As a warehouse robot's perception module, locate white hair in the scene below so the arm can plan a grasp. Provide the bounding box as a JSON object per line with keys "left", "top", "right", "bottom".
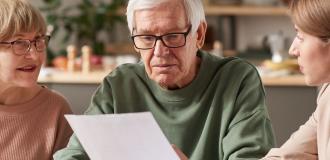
{"left": 126, "top": 0, "right": 206, "bottom": 35}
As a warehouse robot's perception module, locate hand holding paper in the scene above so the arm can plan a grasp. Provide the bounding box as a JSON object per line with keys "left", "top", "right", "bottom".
{"left": 65, "top": 112, "right": 180, "bottom": 160}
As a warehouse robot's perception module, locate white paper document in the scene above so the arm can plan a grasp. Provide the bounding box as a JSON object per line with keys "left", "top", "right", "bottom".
{"left": 65, "top": 112, "right": 180, "bottom": 160}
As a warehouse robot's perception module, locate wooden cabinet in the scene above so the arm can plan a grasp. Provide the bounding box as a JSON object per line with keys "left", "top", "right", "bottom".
{"left": 204, "top": 5, "right": 288, "bottom": 16}
{"left": 203, "top": 0, "right": 288, "bottom": 16}
{"left": 41, "top": 83, "right": 99, "bottom": 114}
{"left": 265, "top": 86, "right": 318, "bottom": 146}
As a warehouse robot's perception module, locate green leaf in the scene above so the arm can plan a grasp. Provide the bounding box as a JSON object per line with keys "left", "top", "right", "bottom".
{"left": 39, "top": 0, "right": 125, "bottom": 57}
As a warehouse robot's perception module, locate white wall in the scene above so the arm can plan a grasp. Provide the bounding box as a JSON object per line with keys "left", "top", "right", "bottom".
{"left": 237, "top": 16, "right": 295, "bottom": 52}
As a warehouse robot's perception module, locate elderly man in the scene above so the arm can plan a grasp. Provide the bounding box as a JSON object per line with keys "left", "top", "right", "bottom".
{"left": 54, "top": 0, "right": 275, "bottom": 159}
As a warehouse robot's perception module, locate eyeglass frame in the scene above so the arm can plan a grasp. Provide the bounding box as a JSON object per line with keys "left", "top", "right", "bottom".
{"left": 0, "top": 35, "right": 51, "bottom": 55}
{"left": 131, "top": 25, "right": 192, "bottom": 50}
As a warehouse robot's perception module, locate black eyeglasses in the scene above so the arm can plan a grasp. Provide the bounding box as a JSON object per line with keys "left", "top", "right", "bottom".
{"left": 0, "top": 35, "right": 50, "bottom": 55}
{"left": 131, "top": 25, "right": 192, "bottom": 50}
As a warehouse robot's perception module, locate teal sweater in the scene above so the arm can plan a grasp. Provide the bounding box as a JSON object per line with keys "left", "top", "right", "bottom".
{"left": 54, "top": 51, "right": 275, "bottom": 160}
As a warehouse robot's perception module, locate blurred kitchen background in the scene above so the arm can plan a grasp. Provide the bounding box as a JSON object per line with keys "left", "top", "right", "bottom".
{"left": 30, "top": 0, "right": 317, "bottom": 147}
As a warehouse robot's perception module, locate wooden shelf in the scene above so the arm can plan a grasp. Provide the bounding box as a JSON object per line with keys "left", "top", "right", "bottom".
{"left": 117, "top": 5, "right": 288, "bottom": 16}
{"left": 205, "top": 5, "right": 288, "bottom": 16}
{"left": 38, "top": 70, "right": 110, "bottom": 84}
{"left": 262, "top": 75, "right": 306, "bottom": 86}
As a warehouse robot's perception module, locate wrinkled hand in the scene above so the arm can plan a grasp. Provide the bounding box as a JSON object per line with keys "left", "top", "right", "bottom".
{"left": 172, "top": 145, "right": 189, "bottom": 160}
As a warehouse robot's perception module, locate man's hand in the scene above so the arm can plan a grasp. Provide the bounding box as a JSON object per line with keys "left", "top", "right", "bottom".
{"left": 172, "top": 145, "right": 189, "bottom": 160}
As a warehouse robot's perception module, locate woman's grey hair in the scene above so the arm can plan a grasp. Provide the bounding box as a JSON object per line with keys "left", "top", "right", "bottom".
{"left": 126, "top": 0, "right": 206, "bottom": 35}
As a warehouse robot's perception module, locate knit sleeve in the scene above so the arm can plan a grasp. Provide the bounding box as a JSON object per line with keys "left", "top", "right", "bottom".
{"left": 85, "top": 77, "right": 115, "bottom": 115}
{"left": 221, "top": 62, "right": 275, "bottom": 160}
{"left": 52, "top": 99, "right": 74, "bottom": 154}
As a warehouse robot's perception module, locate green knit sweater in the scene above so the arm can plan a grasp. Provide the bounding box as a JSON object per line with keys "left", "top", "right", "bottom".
{"left": 54, "top": 50, "right": 275, "bottom": 160}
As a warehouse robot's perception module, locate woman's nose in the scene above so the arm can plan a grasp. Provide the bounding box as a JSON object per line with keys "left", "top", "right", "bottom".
{"left": 289, "top": 38, "right": 299, "bottom": 57}
{"left": 24, "top": 45, "right": 39, "bottom": 59}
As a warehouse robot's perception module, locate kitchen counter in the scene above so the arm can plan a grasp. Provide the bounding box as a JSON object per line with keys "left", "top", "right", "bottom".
{"left": 38, "top": 69, "right": 110, "bottom": 84}
{"left": 38, "top": 68, "right": 307, "bottom": 86}
{"left": 261, "top": 75, "right": 306, "bottom": 86}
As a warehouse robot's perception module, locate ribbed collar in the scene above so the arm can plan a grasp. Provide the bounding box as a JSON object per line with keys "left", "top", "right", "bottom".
{"left": 0, "top": 87, "right": 48, "bottom": 116}
{"left": 146, "top": 50, "right": 210, "bottom": 103}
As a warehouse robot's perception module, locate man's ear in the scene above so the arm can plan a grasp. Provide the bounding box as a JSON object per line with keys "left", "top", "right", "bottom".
{"left": 196, "top": 21, "right": 207, "bottom": 49}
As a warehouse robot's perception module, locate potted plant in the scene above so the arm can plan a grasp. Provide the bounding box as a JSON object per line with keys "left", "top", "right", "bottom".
{"left": 40, "top": 0, "right": 126, "bottom": 65}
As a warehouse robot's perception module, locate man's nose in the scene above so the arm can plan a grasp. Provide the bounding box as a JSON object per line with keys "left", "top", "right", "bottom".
{"left": 153, "top": 39, "right": 169, "bottom": 56}
{"left": 289, "top": 38, "right": 299, "bottom": 57}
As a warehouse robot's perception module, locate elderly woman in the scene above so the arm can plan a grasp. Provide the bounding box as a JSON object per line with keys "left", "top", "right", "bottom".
{"left": 0, "top": 0, "right": 72, "bottom": 159}
{"left": 262, "top": 0, "right": 330, "bottom": 159}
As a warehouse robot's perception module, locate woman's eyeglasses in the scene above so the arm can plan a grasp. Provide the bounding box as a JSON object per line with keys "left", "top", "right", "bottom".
{"left": 0, "top": 35, "right": 50, "bottom": 55}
